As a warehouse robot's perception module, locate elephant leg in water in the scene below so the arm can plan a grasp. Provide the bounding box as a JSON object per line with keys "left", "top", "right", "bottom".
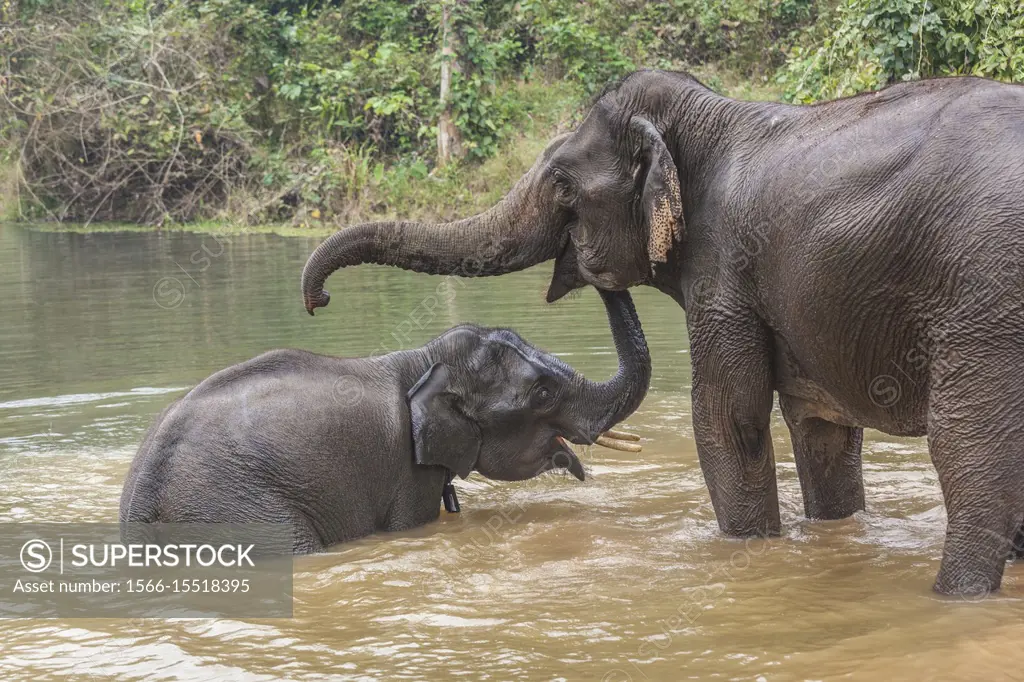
{"left": 779, "top": 395, "right": 865, "bottom": 520}
{"left": 929, "top": 343, "right": 1024, "bottom": 595}
{"left": 1012, "top": 520, "right": 1024, "bottom": 560}
{"left": 688, "top": 310, "right": 780, "bottom": 536}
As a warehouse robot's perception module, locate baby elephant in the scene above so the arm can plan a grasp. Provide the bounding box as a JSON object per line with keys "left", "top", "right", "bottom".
{"left": 120, "top": 290, "right": 650, "bottom": 552}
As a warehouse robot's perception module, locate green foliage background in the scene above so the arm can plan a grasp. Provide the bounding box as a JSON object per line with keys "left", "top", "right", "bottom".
{"left": 0, "top": 0, "right": 1020, "bottom": 224}
{"left": 777, "top": 0, "right": 1024, "bottom": 102}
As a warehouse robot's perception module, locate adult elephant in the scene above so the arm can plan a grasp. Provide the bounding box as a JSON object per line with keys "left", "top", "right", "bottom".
{"left": 301, "top": 70, "right": 1024, "bottom": 595}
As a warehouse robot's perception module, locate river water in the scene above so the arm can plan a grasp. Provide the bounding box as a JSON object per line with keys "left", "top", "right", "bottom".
{"left": 0, "top": 224, "right": 1020, "bottom": 681}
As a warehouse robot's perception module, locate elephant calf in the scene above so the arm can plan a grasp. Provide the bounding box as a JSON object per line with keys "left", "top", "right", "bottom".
{"left": 119, "top": 290, "right": 650, "bottom": 552}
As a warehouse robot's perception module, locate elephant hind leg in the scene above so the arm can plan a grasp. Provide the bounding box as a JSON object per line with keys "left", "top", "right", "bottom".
{"left": 927, "top": 348, "right": 1024, "bottom": 596}
{"left": 931, "top": 482, "right": 1018, "bottom": 596}
{"left": 780, "top": 395, "right": 865, "bottom": 521}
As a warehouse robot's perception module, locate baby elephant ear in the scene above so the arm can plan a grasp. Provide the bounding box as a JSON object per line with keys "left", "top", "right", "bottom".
{"left": 407, "top": 363, "right": 481, "bottom": 480}
{"left": 630, "top": 116, "right": 683, "bottom": 271}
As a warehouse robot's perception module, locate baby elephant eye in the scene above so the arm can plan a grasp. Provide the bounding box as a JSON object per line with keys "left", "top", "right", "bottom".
{"left": 533, "top": 384, "right": 554, "bottom": 406}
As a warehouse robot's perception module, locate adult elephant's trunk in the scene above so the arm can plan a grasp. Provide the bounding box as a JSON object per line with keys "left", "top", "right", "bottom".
{"left": 573, "top": 290, "right": 652, "bottom": 440}
{"left": 301, "top": 137, "right": 572, "bottom": 314}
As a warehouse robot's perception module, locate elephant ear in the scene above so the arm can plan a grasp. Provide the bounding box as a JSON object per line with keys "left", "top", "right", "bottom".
{"left": 630, "top": 116, "right": 684, "bottom": 271}
{"left": 407, "top": 363, "right": 481, "bottom": 480}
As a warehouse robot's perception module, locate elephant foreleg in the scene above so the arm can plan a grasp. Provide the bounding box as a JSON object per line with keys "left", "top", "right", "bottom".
{"left": 780, "top": 395, "right": 865, "bottom": 520}
{"left": 689, "top": 312, "right": 780, "bottom": 538}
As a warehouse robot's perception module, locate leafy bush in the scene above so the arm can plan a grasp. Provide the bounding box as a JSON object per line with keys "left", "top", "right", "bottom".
{"left": 515, "top": 0, "right": 636, "bottom": 91}
{"left": 778, "top": 0, "right": 1024, "bottom": 102}
{"left": 2, "top": 5, "right": 258, "bottom": 222}
{"left": 629, "top": 0, "right": 817, "bottom": 72}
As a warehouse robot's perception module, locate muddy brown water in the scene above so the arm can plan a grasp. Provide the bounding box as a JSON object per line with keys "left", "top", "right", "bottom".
{"left": 0, "top": 225, "right": 1021, "bottom": 681}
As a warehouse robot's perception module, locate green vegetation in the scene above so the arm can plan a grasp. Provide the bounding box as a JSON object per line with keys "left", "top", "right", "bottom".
{"left": 0, "top": 0, "right": 1019, "bottom": 228}
{"left": 777, "top": 0, "right": 1024, "bottom": 102}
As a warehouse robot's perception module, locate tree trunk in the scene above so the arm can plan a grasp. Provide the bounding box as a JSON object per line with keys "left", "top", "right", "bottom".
{"left": 437, "top": 1, "right": 462, "bottom": 167}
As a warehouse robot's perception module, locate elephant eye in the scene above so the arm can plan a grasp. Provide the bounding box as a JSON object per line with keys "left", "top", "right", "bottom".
{"left": 532, "top": 383, "right": 554, "bottom": 407}
{"left": 551, "top": 171, "right": 576, "bottom": 205}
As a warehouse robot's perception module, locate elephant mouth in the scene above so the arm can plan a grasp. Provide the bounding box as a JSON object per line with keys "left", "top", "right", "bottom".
{"left": 549, "top": 429, "right": 643, "bottom": 482}
{"left": 545, "top": 233, "right": 652, "bottom": 304}
{"left": 546, "top": 238, "right": 585, "bottom": 303}
{"left": 550, "top": 436, "right": 586, "bottom": 481}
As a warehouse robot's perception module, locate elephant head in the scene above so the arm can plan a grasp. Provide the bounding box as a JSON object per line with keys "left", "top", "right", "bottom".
{"left": 301, "top": 72, "right": 685, "bottom": 312}
{"left": 409, "top": 289, "right": 651, "bottom": 481}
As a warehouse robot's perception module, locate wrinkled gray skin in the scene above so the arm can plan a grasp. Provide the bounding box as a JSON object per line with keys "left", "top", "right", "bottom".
{"left": 121, "top": 290, "right": 649, "bottom": 552}
{"left": 300, "top": 70, "right": 1024, "bottom": 594}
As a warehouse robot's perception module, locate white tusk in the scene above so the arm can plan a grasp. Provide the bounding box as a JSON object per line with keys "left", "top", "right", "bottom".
{"left": 603, "top": 429, "right": 640, "bottom": 442}
{"left": 594, "top": 436, "right": 643, "bottom": 453}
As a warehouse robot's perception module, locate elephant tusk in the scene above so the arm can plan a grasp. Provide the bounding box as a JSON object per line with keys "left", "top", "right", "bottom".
{"left": 594, "top": 435, "right": 643, "bottom": 453}
{"left": 603, "top": 428, "right": 640, "bottom": 442}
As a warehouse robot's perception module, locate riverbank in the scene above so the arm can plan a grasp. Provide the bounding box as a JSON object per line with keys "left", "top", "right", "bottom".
{"left": 14, "top": 221, "right": 338, "bottom": 238}
{"left": 2, "top": 68, "right": 780, "bottom": 236}
{"left": 0, "top": 163, "right": 17, "bottom": 223}
{"left": 4, "top": 0, "right": 1018, "bottom": 230}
